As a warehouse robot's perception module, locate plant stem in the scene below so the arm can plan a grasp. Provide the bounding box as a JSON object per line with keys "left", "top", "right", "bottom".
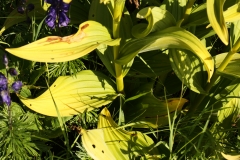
{"left": 113, "top": 0, "right": 125, "bottom": 93}
{"left": 177, "top": 0, "right": 196, "bottom": 27}
{"left": 188, "top": 37, "right": 240, "bottom": 115}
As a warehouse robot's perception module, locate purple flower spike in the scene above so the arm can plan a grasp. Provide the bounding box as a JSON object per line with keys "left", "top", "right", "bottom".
{"left": 45, "top": 0, "right": 71, "bottom": 28}
{"left": 8, "top": 68, "right": 18, "bottom": 76}
{"left": 12, "top": 81, "right": 23, "bottom": 92}
{"left": 1, "top": 90, "right": 11, "bottom": 106}
{"left": 3, "top": 54, "right": 8, "bottom": 68}
{"left": 59, "top": 12, "right": 70, "bottom": 27}
{"left": 0, "top": 73, "right": 8, "bottom": 91}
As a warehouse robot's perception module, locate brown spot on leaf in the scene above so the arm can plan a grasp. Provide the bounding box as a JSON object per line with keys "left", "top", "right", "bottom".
{"left": 81, "top": 24, "right": 89, "bottom": 31}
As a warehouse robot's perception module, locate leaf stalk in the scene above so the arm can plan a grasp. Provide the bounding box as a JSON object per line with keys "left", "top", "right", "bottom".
{"left": 113, "top": 0, "right": 125, "bottom": 93}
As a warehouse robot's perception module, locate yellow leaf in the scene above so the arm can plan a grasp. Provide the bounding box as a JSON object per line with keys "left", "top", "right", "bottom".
{"left": 97, "top": 107, "right": 160, "bottom": 159}
{"left": 6, "top": 21, "right": 120, "bottom": 62}
{"left": 81, "top": 129, "right": 116, "bottom": 160}
{"left": 19, "top": 70, "right": 117, "bottom": 116}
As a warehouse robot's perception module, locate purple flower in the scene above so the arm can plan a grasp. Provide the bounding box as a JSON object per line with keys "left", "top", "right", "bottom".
{"left": 1, "top": 90, "right": 11, "bottom": 106}
{"left": 3, "top": 53, "right": 8, "bottom": 68}
{"left": 0, "top": 73, "right": 8, "bottom": 91}
{"left": 17, "top": 6, "right": 25, "bottom": 14}
{"left": 12, "top": 81, "right": 23, "bottom": 92}
{"left": 8, "top": 68, "right": 18, "bottom": 76}
{"left": 45, "top": 0, "right": 71, "bottom": 28}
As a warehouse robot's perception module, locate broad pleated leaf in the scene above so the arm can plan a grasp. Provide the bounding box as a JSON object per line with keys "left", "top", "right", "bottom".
{"left": 132, "top": 6, "right": 176, "bottom": 38}
{"left": 116, "top": 27, "right": 214, "bottom": 82}
{"left": 169, "top": 49, "right": 207, "bottom": 94}
{"left": 19, "top": 70, "right": 117, "bottom": 116}
{"left": 6, "top": 21, "right": 120, "bottom": 62}
{"left": 210, "top": 78, "right": 240, "bottom": 142}
{"left": 0, "top": 0, "right": 47, "bottom": 35}
{"left": 207, "top": 0, "right": 228, "bottom": 45}
{"left": 81, "top": 129, "right": 116, "bottom": 160}
{"left": 98, "top": 107, "right": 160, "bottom": 159}
{"left": 124, "top": 82, "right": 187, "bottom": 128}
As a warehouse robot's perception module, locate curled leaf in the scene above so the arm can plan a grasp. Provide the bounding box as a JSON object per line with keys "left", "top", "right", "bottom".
{"left": 132, "top": 6, "right": 176, "bottom": 38}
{"left": 207, "top": 0, "right": 228, "bottom": 45}
{"left": 116, "top": 27, "right": 214, "bottom": 82}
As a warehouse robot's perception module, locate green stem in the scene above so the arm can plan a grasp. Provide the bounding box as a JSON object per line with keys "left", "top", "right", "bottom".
{"left": 177, "top": 0, "right": 196, "bottom": 27}
{"left": 113, "top": 0, "right": 125, "bottom": 93}
{"left": 188, "top": 37, "right": 240, "bottom": 115}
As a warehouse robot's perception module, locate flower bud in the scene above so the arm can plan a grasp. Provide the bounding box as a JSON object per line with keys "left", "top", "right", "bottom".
{"left": 17, "top": 6, "right": 25, "bottom": 14}
{"left": 12, "top": 81, "right": 23, "bottom": 92}
{"left": 3, "top": 53, "right": 8, "bottom": 68}
{"left": 27, "top": 3, "right": 35, "bottom": 12}
{"left": 1, "top": 90, "right": 11, "bottom": 106}
{"left": 8, "top": 68, "right": 18, "bottom": 76}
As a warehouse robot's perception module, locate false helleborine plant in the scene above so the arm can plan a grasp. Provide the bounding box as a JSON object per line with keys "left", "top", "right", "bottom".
{"left": 1, "top": 0, "right": 240, "bottom": 159}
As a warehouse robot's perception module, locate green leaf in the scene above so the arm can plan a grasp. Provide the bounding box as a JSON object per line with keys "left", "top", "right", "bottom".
{"left": 160, "top": 0, "right": 187, "bottom": 21}
{"left": 207, "top": 0, "right": 228, "bottom": 45}
{"left": 116, "top": 27, "right": 214, "bottom": 82}
{"left": 132, "top": 6, "right": 176, "bottom": 38}
{"left": 19, "top": 70, "right": 118, "bottom": 116}
{"left": 214, "top": 53, "right": 240, "bottom": 79}
{"left": 183, "top": 3, "right": 208, "bottom": 27}
{"left": 6, "top": 21, "right": 120, "bottom": 62}
{"left": 69, "top": 0, "right": 90, "bottom": 24}
{"left": 124, "top": 92, "right": 188, "bottom": 128}
{"left": 127, "top": 51, "right": 172, "bottom": 77}
{"left": 169, "top": 49, "right": 207, "bottom": 94}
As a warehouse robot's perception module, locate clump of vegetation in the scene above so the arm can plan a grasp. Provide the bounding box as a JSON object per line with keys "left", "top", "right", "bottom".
{"left": 0, "top": 0, "right": 240, "bottom": 159}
